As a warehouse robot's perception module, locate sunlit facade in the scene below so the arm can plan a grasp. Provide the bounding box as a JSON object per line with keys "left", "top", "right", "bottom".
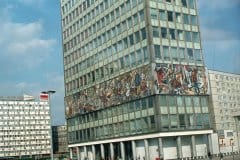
{"left": 61, "top": 0, "right": 213, "bottom": 159}
{"left": 0, "top": 95, "right": 51, "bottom": 159}
{"left": 208, "top": 70, "right": 240, "bottom": 154}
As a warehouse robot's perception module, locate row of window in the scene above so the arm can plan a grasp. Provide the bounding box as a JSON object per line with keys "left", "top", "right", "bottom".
{"left": 65, "top": 43, "right": 148, "bottom": 78}
{"left": 64, "top": 26, "right": 146, "bottom": 67}
{"left": 153, "top": 27, "right": 200, "bottom": 43}
{"left": 150, "top": 8, "right": 198, "bottom": 25}
{"left": 154, "top": 45, "right": 202, "bottom": 64}
{"left": 68, "top": 95, "right": 209, "bottom": 128}
{"left": 214, "top": 74, "right": 240, "bottom": 82}
{"left": 63, "top": 9, "right": 145, "bottom": 54}
{"left": 65, "top": 47, "right": 148, "bottom": 92}
{"left": 68, "top": 96, "right": 154, "bottom": 126}
{"left": 152, "top": 0, "right": 196, "bottom": 9}
{"left": 69, "top": 112, "right": 210, "bottom": 143}
{"left": 69, "top": 115, "right": 155, "bottom": 143}
{"left": 62, "top": 0, "right": 142, "bottom": 40}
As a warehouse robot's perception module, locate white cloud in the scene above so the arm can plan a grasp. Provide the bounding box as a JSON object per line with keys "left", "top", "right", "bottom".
{"left": 0, "top": 20, "right": 56, "bottom": 71}
{"left": 8, "top": 38, "right": 56, "bottom": 55}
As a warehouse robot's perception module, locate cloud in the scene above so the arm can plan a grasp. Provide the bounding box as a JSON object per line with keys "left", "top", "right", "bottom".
{"left": 0, "top": 20, "right": 56, "bottom": 72}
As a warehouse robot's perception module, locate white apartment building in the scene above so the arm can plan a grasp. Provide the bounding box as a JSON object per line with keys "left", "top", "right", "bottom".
{"left": 0, "top": 95, "right": 51, "bottom": 159}
{"left": 208, "top": 70, "right": 240, "bottom": 154}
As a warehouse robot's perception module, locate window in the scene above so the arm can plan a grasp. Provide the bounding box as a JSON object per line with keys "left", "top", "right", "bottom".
{"left": 188, "top": 0, "right": 195, "bottom": 9}
{"left": 159, "top": 10, "right": 166, "bottom": 20}
{"left": 193, "top": 32, "right": 200, "bottom": 42}
{"left": 139, "top": 10, "right": 144, "bottom": 21}
{"left": 154, "top": 45, "right": 161, "bottom": 59}
{"left": 183, "top": 14, "right": 189, "bottom": 24}
{"left": 133, "top": 13, "right": 139, "bottom": 25}
{"left": 170, "top": 115, "right": 178, "bottom": 128}
{"left": 195, "top": 49, "right": 202, "bottom": 62}
{"left": 143, "top": 47, "right": 148, "bottom": 62}
{"left": 127, "top": 17, "right": 133, "bottom": 28}
{"left": 129, "top": 34, "right": 134, "bottom": 45}
{"left": 130, "top": 52, "right": 136, "bottom": 66}
{"left": 181, "top": 0, "right": 187, "bottom": 7}
{"left": 125, "top": 55, "right": 130, "bottom": 67}
{"left": 163, "top": 46, "right": 170, "bottom": 61}
{"left": 137, "top": 49, "right": 143, "bottom": 64}
{"left": 175, "top": 13, "right": 182, "bottom": 23}
{"left": 141, "top": 28, "right": 147, "bottom": 40}
{"left": 161, "top": 115, "right": 169, "bottom": 130}
{"left": 115, "top": 8, "right": 120, "bottom": 18}
{"left": 135, "top": 31, "right": 141, "bottom": 43}
{"left": 191, "top": 15, "right": 197, "bottom": 25}
{"left": 169, "top": 29, "right": 175, "bottom": 39}
{"left": 171, "top": 47, "right": 178, "bottom": 61}
{"left": 185, "top": 31, "right": 192, "bottom": 42}
{"left": 120, "top": 57, "right": 124, "bottom": 69}
{"left": 187, "top": 48, "right": 194, "bottom": 61}
{"left": 153, "top": 26, "right": 159, "bottom": 37}
{"left": 150, "top": 8, "right": 158, "bottom": 19}
{"left": 167, "top": 11, "right": 173, "bottom": 21}
{"left": 161, "top": 27, "right": 167, "bottom": 38}
{"left": 178, "top": 30, "right": 184, "bottom": 40}
{"left": 122, "top": 21, "right": 127, "bottom": 31}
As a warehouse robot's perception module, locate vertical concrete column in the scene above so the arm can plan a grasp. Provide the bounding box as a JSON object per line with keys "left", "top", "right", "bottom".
{"left": 177, "top": 136, "right": 183, "bottom": 159}
{"left": 92, "top": 145, "right": 96, "bottom": 160}
{"left": 158, "top": 138, "right": 164, "bottom": 159}
{"left": 110, "top": 143, "right": 114, "bottom": 159}
{"left": 69, "top": 147, "right": 73, "bottom": 159}
{"left": 76, "top": 147, "right": 80, "bottom": 160}
{"left": 144, "top": 139, "right": 150, "bottom": 160}
{"left": 131, "top": 140, "right": 136, "bottom": 160}
{"left": 83, "top": 146, "right": 87, "bottom": 159}
{"left": 208, "top": 134, "right": 213, "bottom": 154}
{"left": 191, "top": 135, "right": 197, "bottom": 157}
{"left": 100, "top": 144, "right": 105, "bottom": 159}
{"left": 120, "top": 142, "right": 125, "bottom": 160}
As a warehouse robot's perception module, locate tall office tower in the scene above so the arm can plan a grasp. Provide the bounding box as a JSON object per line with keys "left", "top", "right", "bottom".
{"left": 0, "top": 95, "right": 51, "bottom": 159}
{"left": 208, "top": 70, "right": 240, "bottom": 153}
{"left": 61, "top": 0, "right": 212, "bottom": 159}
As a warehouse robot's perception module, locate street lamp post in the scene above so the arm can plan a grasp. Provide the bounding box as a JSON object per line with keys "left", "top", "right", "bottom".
{"left": 230, "top": 138, "right": 234, "bottom": 160}
{"left": 42, "top": 90, "right": 56, "bottom": 160}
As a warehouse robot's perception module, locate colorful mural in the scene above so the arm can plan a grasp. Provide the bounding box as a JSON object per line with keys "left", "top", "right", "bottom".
{"left": 154, "top": 64, "right": 208, "bottom": 95}
{"left": 65, "top": 63, "right": 209, "bottom": 117}
{"left": 65, "top": 65, "right": 154, "bottom": 118}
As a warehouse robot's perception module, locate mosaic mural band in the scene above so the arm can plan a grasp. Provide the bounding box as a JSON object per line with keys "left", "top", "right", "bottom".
{"left": 66, "top": 64, "right": 208, "bottom": 117}
{"left": 154, "top": 64, "right": 208, "bottom": 95}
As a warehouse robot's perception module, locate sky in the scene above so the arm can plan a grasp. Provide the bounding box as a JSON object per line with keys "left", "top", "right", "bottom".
{"left": 0, "top": 0, "right": 239, "bottom": 125}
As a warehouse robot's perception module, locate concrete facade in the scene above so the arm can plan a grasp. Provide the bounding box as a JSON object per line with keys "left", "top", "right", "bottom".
{"left": 208, "top": 70, "right": 240, "bottom": 154}
{"left": 0, "top": 95, "right": 51, "bottom": 158}
{"left": 60, "top": 0, "right": 213, "bottom": 159}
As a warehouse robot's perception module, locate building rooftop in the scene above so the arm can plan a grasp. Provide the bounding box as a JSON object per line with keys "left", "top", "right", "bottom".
{"left": 0, "top": 94, "right": 35, "bottom": 101}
